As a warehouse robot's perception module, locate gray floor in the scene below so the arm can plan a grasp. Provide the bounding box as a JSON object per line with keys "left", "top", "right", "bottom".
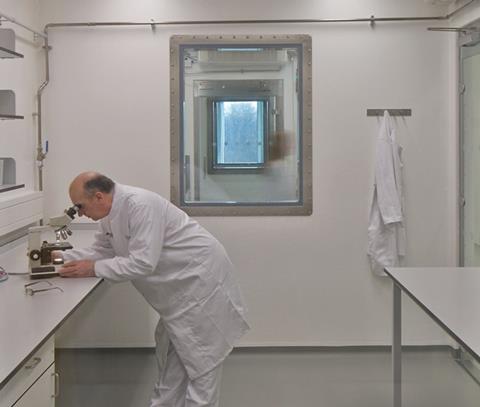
{"left": 55, "top": 347, "right": 480, "bottom": 407}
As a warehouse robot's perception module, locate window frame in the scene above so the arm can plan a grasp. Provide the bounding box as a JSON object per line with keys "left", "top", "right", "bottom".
{"left": 170, "top": 35, "right": 312, "bottom": 216}
{"left": 208, "top": 97, "right": 269, "bottom": 174}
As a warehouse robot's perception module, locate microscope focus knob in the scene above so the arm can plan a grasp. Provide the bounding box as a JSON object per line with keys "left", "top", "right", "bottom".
{"left": 29, "top": 250, "right": 41, "bottom": 261}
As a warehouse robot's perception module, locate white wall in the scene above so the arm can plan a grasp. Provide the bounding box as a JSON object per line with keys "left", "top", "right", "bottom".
{"left": 0, "top": 0, "right": 42, "bottom": 192}
{"left": 35, "top": 0, "right": 463, "bottom": 347}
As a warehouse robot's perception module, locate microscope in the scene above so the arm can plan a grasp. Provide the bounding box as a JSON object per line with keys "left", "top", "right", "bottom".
{"left": 27, "top": 205, "right": 79, "bottom": 279}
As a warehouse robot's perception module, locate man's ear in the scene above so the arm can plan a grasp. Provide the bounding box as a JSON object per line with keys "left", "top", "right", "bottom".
{"left": 95, "top": 191, "right": 103, "bottom": 201}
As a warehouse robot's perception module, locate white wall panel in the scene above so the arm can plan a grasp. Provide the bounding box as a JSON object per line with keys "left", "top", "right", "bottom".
{"left": 38, "top": 0, "right": 459, "bottom": 347}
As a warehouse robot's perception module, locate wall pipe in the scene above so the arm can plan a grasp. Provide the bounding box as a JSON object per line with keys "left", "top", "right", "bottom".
{"left": 36, "top": 34, "right": 50, "bottom": 192}
{"left": 43, "top": 0, "right": 478, "bottom": 30}
{"left": 45, "top": 17, "right": 445, "bottom": 29}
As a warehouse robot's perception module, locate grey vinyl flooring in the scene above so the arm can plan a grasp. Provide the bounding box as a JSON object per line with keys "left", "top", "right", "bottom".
{"left": 55, "top": 347, "right": 480, "bottom": 407}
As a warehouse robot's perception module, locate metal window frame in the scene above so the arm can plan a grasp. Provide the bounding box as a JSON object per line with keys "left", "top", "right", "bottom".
{"left": 210, "top": 98, "right": 268, "bottom": 173}
{"left": 170, "top": 34, "right": 312, "bottom": 216}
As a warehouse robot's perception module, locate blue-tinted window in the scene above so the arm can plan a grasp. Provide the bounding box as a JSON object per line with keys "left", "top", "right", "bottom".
{"left": 213, "top": 100, "right": 266, "bottom": 169}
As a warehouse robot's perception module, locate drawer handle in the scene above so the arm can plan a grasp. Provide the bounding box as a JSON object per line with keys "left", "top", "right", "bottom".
{"left": 52, "top": 372, "right": 60, "bottom": 398}
{"left": 24, "top": 357, "right": 41, "bottom": 370}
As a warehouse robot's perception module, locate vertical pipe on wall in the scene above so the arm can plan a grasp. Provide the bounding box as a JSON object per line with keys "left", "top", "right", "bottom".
{"left": 36, "top": 33, "right": 50, "bottom": 193}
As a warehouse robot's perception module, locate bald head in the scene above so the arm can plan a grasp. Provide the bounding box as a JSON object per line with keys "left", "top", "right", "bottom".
{"left": 70, "top": 171, "right": 97, "bottom": 197}
{"left": 69, "top": 172, "right": 115, "bottom": 221}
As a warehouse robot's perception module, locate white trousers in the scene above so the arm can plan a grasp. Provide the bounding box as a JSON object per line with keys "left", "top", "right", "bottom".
{"left": 150, "top": 320, "right": 223, "bottom": 407}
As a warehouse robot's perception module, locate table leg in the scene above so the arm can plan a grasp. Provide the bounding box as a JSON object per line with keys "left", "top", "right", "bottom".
{"left": 393, "top": 282, "right": 402, "bottom": 407}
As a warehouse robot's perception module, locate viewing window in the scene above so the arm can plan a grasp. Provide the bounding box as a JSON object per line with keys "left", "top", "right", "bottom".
{"left": 170, "top": 35, "right": 312, "bottom": 216}
{"left": 211, "top": 100, "right": 267, "bottom": 172}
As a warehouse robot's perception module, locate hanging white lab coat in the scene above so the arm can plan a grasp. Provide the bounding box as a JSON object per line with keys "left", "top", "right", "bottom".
{"left": 367, "top": 111, "right": 406, "bottom": 276}
{"left": 63, "top": 184, "right": 250, "bottom": 379}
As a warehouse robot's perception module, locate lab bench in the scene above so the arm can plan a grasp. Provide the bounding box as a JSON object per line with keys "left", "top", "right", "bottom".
{"left": 385, "top": 266, "right": 480, "bottom": 407}
{"left": 0, "top": 238, "right": 102, "bottom": 407}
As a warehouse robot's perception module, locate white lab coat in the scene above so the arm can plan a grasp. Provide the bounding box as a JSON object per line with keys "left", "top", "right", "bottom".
{"left": 64, "top": 184, "right": 250, "bottom": 379}
{"left": 367, "top": 111, "right": 406, "bottom": 276}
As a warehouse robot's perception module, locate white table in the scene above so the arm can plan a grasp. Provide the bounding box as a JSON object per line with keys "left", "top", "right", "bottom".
{"left": 0, "top": 236, "right": 102, "bottom": 391}
{"left": 385, "top": 267, "right": 480, "bottom": 407}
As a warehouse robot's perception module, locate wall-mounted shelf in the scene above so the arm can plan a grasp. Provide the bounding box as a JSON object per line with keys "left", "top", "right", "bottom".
{"left": 0, "top": 184, "right": 24, "bottom": 193}
{"left": 0, "top": 90, "right": 23, "bottom": 120}
{"left": 0, "top": 113, "right": 24, "bottom": 119}
{"left": 0, "top": 28, "right": 23, "bottom": 59}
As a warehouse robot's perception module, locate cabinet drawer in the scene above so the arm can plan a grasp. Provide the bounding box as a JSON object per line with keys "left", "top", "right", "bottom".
{"left": 13, "top": 364, "right": 56, "bottom": 407}
{"left": 0, "top": 336, "right": 54, "bottom": 407}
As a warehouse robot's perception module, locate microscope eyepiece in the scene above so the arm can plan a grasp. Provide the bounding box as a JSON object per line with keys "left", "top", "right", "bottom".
{"left": 65, "top": 205, "right": 78, "bottom": 219}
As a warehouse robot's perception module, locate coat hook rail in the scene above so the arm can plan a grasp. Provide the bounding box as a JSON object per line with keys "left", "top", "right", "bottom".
{"left": 367, "top": 109, "right": 412, "bottom": 117}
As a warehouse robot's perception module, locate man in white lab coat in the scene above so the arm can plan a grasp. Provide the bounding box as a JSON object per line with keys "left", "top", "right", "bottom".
{"left": 59, "top": 171, "right": 250, "bottom": 407}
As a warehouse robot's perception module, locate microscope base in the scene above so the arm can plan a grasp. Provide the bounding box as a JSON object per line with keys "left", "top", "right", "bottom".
{"left": 30, "top": 266, "right": 59, "bottom": 279}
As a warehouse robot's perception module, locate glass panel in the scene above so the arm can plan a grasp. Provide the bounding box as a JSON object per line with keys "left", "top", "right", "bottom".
{"left": 461, "top": 41, "right": 480, "bottom": 265}
{"left": 214, "top": 100, "right": 265, "bottom": 167}
{"left": 170, "top": 35, "right": 312, "bottom": 216}
{"left": 185, "top": 50, "right": 299, "bottom": 205}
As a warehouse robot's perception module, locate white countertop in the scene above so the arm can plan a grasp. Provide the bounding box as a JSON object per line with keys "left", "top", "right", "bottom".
{"left": 385, "top": 267, "right": 480, "bottom": 361}
{"left": 0, "top": 229, "right": 102, "bottom": 389}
